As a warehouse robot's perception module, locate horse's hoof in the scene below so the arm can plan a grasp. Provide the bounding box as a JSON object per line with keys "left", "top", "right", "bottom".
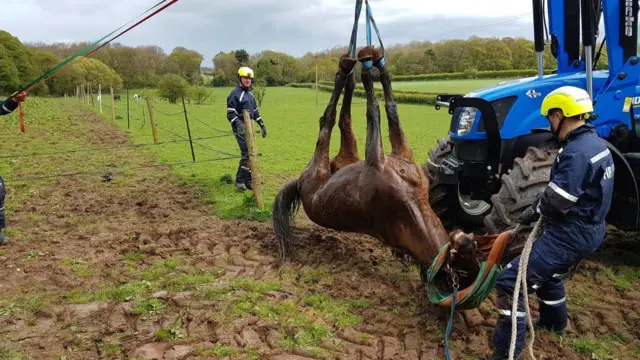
{"left": 357, "top": 45, "right": 375, "bottom": 62}
{"left": 373, "top": 48, "right": 386, "bottom": 70}
{"left": 339, "top": 54, "right": 357, "bottom": 74}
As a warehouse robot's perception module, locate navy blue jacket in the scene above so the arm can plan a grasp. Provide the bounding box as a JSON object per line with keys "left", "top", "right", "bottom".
{"left": 226, "top": 86, "right": 263, "bottom": 126}
{"left": 0, "top": 96, "right": 18, "bottom": 116}
{"left": 534, "top": 123, "right": 614, "bottom": 224}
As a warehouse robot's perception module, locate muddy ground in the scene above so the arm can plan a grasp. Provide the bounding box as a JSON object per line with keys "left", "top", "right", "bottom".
{"left": 1, "top": 104, "right": 640, "bottom": 360}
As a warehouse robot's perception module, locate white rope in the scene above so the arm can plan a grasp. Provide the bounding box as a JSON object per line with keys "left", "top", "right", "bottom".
{"left": 508, "top": 215, "right": 545, "bottom": 360}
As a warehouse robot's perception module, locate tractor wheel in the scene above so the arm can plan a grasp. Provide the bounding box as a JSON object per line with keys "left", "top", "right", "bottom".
{"left": 426, "top": 137, "right": 492, "bottom": 232}
{"left": 483, "top": 142, "right": 559, "bottom": 264}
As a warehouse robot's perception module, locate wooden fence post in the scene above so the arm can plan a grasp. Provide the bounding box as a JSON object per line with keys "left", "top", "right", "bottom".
{"left": 242, "top": 109, "right": 263, "bottom": 209}
{"left": 127, "top": 88, "right": 130, "bottom": 129}
{"left": 98, "top": 84, "right": 103, "bottom": 114}
{"left": 146, "top": 97, "right": 159, "bottom": 143}
{"left": 110, "top": 86, "right": 116, "bottom": 121}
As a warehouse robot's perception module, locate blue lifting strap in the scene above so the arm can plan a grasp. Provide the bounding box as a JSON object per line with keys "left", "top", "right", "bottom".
{"left": 365, "top": 0, "right": 385, "bottom": 52}
{"left": 348, "top": 0, "right": 386, "bottom": 70}
{"left": 348, "top": 0, "right": 364, "bottom": 58}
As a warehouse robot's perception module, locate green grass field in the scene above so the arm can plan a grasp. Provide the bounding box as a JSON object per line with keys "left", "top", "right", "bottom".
{"left": 94, "top": 87, "right": 451, "bottom": 220}
{"left": 375, "top": 78, "right": 512, "bottom": 94}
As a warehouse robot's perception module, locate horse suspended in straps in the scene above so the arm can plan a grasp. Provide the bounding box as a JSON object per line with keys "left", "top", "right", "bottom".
{"left": 272, "top": 44, "right": 493, "bottom": 282}
{"left": 271, "top": 0, "right": 487, "bottom": 293}
{"left": 271, "top": 0, "right": 522, "bottom": 311}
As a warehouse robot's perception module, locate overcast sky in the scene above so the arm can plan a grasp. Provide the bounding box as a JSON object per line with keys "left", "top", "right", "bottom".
{"left": 2, "top": 0, "right": 535, "bottom": 65}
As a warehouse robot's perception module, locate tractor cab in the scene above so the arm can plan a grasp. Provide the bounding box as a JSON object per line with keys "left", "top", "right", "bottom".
{"left": 427, "top": 0, "right": 640, "bottom": 234}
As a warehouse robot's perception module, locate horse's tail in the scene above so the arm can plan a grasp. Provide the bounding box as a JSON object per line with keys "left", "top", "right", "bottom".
{"left": 272, "top": 179, "right": 302, "bottom": 263}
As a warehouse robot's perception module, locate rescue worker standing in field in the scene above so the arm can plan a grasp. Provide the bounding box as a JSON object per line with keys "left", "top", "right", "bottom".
{"left": 226, "top": 67, "right": 267, "bottom": 191}
{"left": 479, "top": 86, "right": 615, "bottom": 360}
{"left": 0, "top": 91, "right": 28, "bottom": 246}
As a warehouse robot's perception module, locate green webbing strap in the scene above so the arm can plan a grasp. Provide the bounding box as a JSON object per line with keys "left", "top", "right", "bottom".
{"left": 20, "top": 0, "right": 169, "bottom": 93}
{"left": 424, "top": 243, "right": 504, "bottom": 310}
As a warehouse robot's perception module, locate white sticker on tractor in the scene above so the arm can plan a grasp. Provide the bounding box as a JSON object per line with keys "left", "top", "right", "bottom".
{"left": 526, "top": 89, "right": 541, "bottom": 99}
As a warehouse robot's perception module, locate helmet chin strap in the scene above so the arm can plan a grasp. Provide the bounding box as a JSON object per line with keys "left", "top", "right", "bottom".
{"left": 551, "top": 115, "right": 567, "bottom": 139}
{"left": 238, "top": 77, "right": 252, "bottom": 89}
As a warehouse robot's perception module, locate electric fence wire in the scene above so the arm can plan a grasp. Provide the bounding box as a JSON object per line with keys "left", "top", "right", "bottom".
{"left": 429, "top": 12, "right": 530, "bottom": 41}
{"left": 160, "top": 126, "right": 239, "bottom": 158}
{"left": 185, "top": 112, "right": 232, "bottom": 135}
{"left": 0, "top": 135, "right": 228, "bottom": 160}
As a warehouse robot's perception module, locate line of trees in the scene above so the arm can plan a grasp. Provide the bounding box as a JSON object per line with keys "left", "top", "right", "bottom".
{"left": 212, "top": 36, "right": 609, "bottom": 86}
{"left": 1, "top": 28, "right": 609, "bottom": 98}
{"left": 0, "top": 29, "right": 207, "bottom": 101}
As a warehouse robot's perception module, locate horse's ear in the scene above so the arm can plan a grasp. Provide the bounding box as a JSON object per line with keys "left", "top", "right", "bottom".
{"left": 449, "top": 229, "right": 464, "bottom": 244}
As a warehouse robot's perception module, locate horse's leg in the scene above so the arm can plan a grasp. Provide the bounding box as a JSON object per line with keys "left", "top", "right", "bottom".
{"left": 358, "top": 47, "right": 384, "bottom": 169}
{"left": 331, "top": 70, "right": 359, "bottom": 173}
{"left": 305, "top": 55, "right": 357, "bottom": 178}
{"left": 375, "top": 48, "right": 414, "bottom": 162}
{"left": 273, "top": 54, "right": 357, "bottom": 263}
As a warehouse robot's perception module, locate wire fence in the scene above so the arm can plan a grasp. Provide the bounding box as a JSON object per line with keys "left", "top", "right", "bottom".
{"left": 2, "top": 90, "right": 247, "bottom": 184}
{"left": 0, "top": 136, "right": 228, "bottom": 160}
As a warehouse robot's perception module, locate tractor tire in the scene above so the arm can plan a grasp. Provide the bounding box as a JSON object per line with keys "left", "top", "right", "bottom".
{"left": 483, "top": 142, "right": 559, "bottom": 264}
{"left": 426, "top": 137, "right": 492, "bottom": 232}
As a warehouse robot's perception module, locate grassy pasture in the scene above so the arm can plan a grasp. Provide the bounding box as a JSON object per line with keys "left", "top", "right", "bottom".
{"left": 98, "top": 86, "right": 451, "bottom": 220}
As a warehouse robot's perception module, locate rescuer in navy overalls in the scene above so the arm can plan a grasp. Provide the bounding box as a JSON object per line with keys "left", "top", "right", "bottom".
{"left": 479, "top": 86, "right": 615, "bottom": 360}
{"left": 226, "top": 67, "right": 267, "bottom": 191}
{"left": 0, "top": 91, "right": 28, "bottom": 246}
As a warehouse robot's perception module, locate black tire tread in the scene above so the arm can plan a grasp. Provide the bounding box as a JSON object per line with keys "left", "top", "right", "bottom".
{"left": 484, "top": 142, "right": 559, "bottom": 261}
{"left": 426, "top": 138, "right": 456, "bottom": 227}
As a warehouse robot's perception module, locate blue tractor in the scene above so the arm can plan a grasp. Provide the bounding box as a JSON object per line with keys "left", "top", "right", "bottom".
{"left": 427, "top": 0, "right": 640, "bottom": 246}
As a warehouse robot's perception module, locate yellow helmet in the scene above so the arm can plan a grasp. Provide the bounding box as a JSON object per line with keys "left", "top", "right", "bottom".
{"left": 540, "top": 86, "right": 593, "bottom": 119}
{"left": 238, "top": 67, "right": 254, "bottom": 79}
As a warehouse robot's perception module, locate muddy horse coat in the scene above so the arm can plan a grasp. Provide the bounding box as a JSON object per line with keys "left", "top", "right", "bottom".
{"left": 272, "top": 47, "right": 475, "bottom": 283}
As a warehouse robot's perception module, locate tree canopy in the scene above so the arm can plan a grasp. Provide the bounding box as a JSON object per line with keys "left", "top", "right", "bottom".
{"left": 0, "top": 28, "right": 611, "bottom": 96}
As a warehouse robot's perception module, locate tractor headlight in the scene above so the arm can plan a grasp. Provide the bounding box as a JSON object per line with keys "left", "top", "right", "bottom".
{"left": 457, "top": 107, "right": 477, "bottom": 136}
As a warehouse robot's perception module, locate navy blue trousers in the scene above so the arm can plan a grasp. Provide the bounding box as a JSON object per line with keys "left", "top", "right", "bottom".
{"left": 232, "top": 122, "right": 251, "bottom": 185}
{"left": 492, "top": 219, "right": 606, "bottom": 357}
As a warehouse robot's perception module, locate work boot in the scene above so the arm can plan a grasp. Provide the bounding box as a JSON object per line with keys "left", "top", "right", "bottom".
{"left": 0, "top": 230, "right": 8, "bottom": 246}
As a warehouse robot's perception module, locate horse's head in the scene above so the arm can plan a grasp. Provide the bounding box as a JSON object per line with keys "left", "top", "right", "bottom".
{"left": 448, "top": 230, "right": 481, "bottom": 287}
{"left": 449, "top": 230, "right": 475, "bottom": 261}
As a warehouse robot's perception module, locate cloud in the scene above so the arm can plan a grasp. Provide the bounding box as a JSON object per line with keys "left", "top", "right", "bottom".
{"left": 2, "top": 0, "right": 536, "bottom": 65}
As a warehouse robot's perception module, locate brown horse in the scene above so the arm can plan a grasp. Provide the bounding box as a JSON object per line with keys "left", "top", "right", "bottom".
{"left": 272, "top": 46, "right": 479, "bottom": 286}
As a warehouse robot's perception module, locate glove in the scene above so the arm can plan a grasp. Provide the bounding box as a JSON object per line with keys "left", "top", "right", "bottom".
{"left": 11, "top": 91, "right": 27, "bottom": 103}
{"left": 258, "top": 121, "right": 267, "bottom": 138}
{"left": 234, "top": 119, "right": 246, "bottom": 134}
{"left": 518, "top": 205, "right": 540, "bottom": 225}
